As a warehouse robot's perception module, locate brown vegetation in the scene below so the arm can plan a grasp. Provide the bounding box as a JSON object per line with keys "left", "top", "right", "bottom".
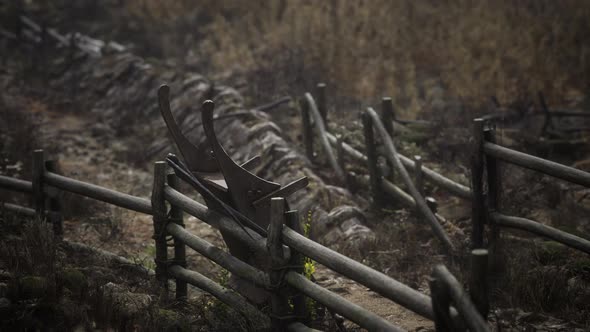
{"left": 120, "top": 0, "right": 590, "bottom": 116}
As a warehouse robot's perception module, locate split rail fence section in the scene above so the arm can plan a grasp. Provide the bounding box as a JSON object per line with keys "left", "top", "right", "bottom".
{"left": 298, "top": 83, "right": 590, "bottom": 325}
{"left": 470, "top": 119, "right": 590, "bottom": 256}
{"left": 0, "top": 149, "right": 491, "bottom": 331}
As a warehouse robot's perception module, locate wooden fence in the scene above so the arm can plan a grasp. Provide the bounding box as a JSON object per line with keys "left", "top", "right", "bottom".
{"left": 470, "top": 119, "right": 590, "bottom": 256}
{"left": 298, "top": 83, "right": 590, "bottom": 327}
{"left": 0, "top": 149, "right": 492, "bottom": 331}
{"left": 299, "top": 83, "right": 590, "bottom": 253}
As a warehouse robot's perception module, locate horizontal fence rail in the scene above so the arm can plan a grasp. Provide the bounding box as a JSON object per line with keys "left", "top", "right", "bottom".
{"left": 284, "top": 271, "right": 403, "bottom": 331}
{"left": 491, "top": 213, "right": 590, "bottom": 255}
{"left": 325, "top": 132, "right": 472, "bottom": 199}
{"left": 163, "top": 184, "right": 456, "bottom": 323}
{"left": 167, "top": 265, "right": 269, "bottom": 324}
{"left": 0, "top": 141, "right": 489, "bottom": 330}
{"left": 165, "top": 188, "right": 406, "bottom": 330}
{"left": 483, "top": 142, "right": 590, "bottom": 187}
{"left": 163, "top": 187, "right": 291, "bottom": 263}
{"left": 44, "top": 171, "right": 153, "bottom": 214}
{"left": 1, "top": 202, "right": 36, "bottom": 217}
{"left": 0, "top": 175, "right": 33, "bottom": 193}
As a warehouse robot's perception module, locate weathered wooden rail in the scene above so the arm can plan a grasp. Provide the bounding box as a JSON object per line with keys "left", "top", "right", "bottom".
{"left": 471, "top": 119, "right": 590, "bottom": 256}
{"left": 0, "top": 148, "right": 492, "bottom": 331}
{"left": 299, "top": 84, "right": 471, "bottom": 204}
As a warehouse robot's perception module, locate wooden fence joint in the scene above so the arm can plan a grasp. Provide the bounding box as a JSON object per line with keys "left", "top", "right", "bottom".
{"left": 381, "top": 97, "right": 395, "bottom": 182}
{"left": 167, "top": 173, "right": 187, "bottom": 300}
{"left": 471, "top": 118, "right": 486, "bottom": 249}
{"left": 362, "top": 112, "right": 384, "bottom": 208}
{"left": 151, "top": 161, "right": 169, "bottom": 301}
{"left": 285, "top": 210, "right": 310, "bottom": 324}
{"left": 267, "top": 197, "right": 292, "bottom": 329}
{"left": 45, "top": 159, "right": 63, "bottom": 239}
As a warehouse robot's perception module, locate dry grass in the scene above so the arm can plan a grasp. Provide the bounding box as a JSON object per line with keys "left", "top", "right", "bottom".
{"left": 122, "top": 0, "right": 589, "bottom": 117}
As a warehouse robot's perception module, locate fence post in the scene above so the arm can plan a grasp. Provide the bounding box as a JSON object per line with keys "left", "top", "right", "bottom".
{"left": 151, "top": 161, "right": 169, "bottom": 302}
{"left": 45, "top": 160, "right": 63, "bottom": 239}
{"left": 168, "top": 173, "right": 187, "bottom": 301}
{"left": 429, "top": 277, "right": 453, "bottom": 331}
{"left": 300, "top": 98, "right": 315, "bottom": 163}
{"left": 414, "top": 155, "right": 424, "bottom": 196}
{"left": 483, "top": 122, "right": 503, "bottom": 273}
{"left": 381, "top": 97, "right": 395, "bottom": 182}
{"left": 267, "top": 197, "right": 291, "bottom": 330}
{"left": 316, "top": 83, "right": 327, "bottom": 126}
{"left": 469, "top": 249, "right": 489, "bottom": 320}
{"left": 285, "top": 210, "right": 310, "bottom": 324}
{"left": 336, "top": 134, "right": 350, "bottom": 189}
{"left": 32, "top": 149, "right": 46, "bottom": 221}
{"left": 362, "top": 112, "right": 384, "bottom": 208}
{"left": 471, "top": 118, "right": 486, "bottom": 249}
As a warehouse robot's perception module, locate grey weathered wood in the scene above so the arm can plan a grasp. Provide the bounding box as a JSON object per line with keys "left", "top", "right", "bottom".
{"left": 382, "top": 178, "right": 414, "bottom": 207}
{"left": 44, "top": 172, "right": 152, "bottom": 214}
{"left": 483, "top": 124, "right": 502, "bottom": 271}
{"left": 300, "top": 98, "right": 315, "bottom": 162}
{"left": 325, "top": 132, "right": 471, "bottom": 199}
{"left": 32, "top": 150, "right": 45, "bottom": 221}
{"left": 163, "top": 186, "right": 291, "bottom": 262}
{"left": 362, "top": 112, "right": 384, "bottom": 208}
{"left": 304, "top": 93, "right": 345, "bottom": 181}
{"left": 469, "top": 249, "right": 489, "bottom": 319}
{"left": 168, "top": 265, "right": 270, "bottom": 328}
{"left": 484, "top": 126, "right": 500, "bottom": 211}
{"left": 285, "top": 271, "right": 405, "bottom": 332}
{"left": 335, "top": 134, "right": 349, "bottom": 188}
{"left": 151, "top": 162, "right": 169, "bottom": 299}
{"left": 429, "top": 277, "right": 453, "bottom": 332}
{"left": 433, "top": 265, "right": 490, "bottom": 332}
{"left": 166, "top": 223, "right": 270, "bottom": 288}
{"left": 399, "top": 154, "right": 470, "bottom": 199}
{"left": 0, "top": 175, "right": 33, "bottom": 193}
{"left": 381, "top": 97, "right": 395, "bottom": 140}
{"left": 285, "top": 210, "right": 309, "bottom": 324}
{"left": 483, "top": 142, "right": 590, "bottom": 187}
{"left": 1, "top": 202, "right": 36, "bottom": 217}
{"left": 382, "top": 97, "right": 396, "bottom": 182}
{"left": 167, "top": 174, "right": 187, "bottom": 300}
{"left": 471, "top": 118, "right": 486, "bottom": 249}
{"left": 491, "top": 212, "right": 590, "bottom": 255}
{"left": 268, "top": 197, "right": 290, "bottom": 330}
{"left": 164, "top": 185, "right": 463, "bottom": 325}
{"left": 45, "top": 160, "right": 63, "bottom": 238}
{"left": 414, "top": 155, "right": 424, "bottom": 197}
{"left": 366, "top": 107, "right": 454, "bottom": 251}
{"left": 316, "top": 83, "right": 327, "bottom": 125}
{"left": 282, "top": 226, "right": 435, "bottom": 320}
